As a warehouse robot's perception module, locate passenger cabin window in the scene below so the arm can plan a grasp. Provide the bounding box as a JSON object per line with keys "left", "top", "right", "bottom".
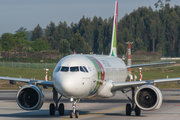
{"left": 55, "top": 66, "right": 61, "bottom": 72}
{"left": 80, "top": 66, "right": 85, "bottom": 72}
{"left": 70, "top": 66, "right": 79, "bottom": 72}
{"left": 60, "top": 66, "right": 69, "bottom": 72}
{"left": 83, "top": 66, "right": 89, "bottom": 72}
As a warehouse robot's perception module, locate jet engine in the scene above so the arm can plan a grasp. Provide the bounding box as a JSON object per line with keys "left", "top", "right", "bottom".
{"left": 135, "top": 85, "right": 162, "bottom": 111}
{"left": 16, "top": 84, "right": 44, "bottom": 110}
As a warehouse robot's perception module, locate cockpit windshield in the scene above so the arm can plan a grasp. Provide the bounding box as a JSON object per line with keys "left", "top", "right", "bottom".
{"left": 83, "top": 66, "right": 89, "bottom": 72}
{"left": 60, "top": 66, "right": 69, "bottom": 72}
{"left": 80, "top": 66, "right": 85, "bottom": 72}
{"left": 70, "top": 66, "right": 79, "bottom": 72}
{"left": 58, "top": 66, "right": 89, "bottom": 72}
{"left": 55, "top": 66, "right": 61, "bottom": 72}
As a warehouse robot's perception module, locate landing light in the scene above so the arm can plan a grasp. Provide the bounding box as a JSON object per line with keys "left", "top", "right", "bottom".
{"left": 70, "top": 98, "right": 74, "bottom": 102}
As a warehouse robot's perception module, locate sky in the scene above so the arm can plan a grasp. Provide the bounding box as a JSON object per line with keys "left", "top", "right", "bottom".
{"left": 0, "top": 0, "right": 180, "bottom": 35}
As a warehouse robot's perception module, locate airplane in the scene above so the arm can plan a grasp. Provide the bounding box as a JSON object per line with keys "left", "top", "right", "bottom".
{"left": 0, "top": 1, "right": 179, "bottom": 119}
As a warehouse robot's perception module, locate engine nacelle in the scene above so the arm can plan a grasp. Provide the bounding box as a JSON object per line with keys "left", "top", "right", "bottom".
{"left": 135, "top": 85, "right": 162, "bottom": 111}
{"left": 16, "top": 84, "right": 44, "bottom": 110}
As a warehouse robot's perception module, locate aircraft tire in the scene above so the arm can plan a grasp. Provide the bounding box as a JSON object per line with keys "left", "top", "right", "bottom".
{"left": 126, "top": 103, "right": 131, "bottom": 116}
{"left": 135, "top": 105, "right": 141, "bottom": 116}
{"left": 75, "top": 110, "right": 79, "bottom": 118}
{"left": 58, "top": 103, "right": 64, "bottom": 115}
{"left": 50, "top": 103, "right": 55, "bottom": 115}
{"left": 70, "top": 110, "right": 73, "bottom": 118}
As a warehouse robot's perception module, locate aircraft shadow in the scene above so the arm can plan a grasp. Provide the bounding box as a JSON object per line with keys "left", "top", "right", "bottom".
{"left": 0, "top": 110, "right": 69, "bottom": 118}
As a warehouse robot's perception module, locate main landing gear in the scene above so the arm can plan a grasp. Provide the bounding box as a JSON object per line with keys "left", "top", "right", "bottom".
{"left": 122, "top": 87, "right": 141, "bottom": 116}
{"left": 70, "top": 98, "right": 80, "bottom": 118}
{"left": 49, "top": 88, "right": 64, "bottom": 115}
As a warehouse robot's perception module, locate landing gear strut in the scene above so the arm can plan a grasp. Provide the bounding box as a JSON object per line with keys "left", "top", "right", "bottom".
{"left": 122, "top": 87, "right": 141, "bottom": 116}
{"left": 49, "top": 88, "right": 64, "bottom": 115}
{"left": 70, "top": 98, "right": 80, "bottom": 118}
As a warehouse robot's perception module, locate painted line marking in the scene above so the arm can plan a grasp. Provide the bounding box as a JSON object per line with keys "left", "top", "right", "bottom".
{"left": 61, "top": 107, "right": 125, "bottom": 120}
{"left": 61, "top": 94, "right": 180, "bottom": 120}
{"left": 166, "top": 95, "right": 180, "bottom": 100}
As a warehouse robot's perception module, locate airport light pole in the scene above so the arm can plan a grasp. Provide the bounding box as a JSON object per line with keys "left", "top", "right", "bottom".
{"left": 126, "top": 42, "right": 133, "bottom": 79}
{"left": 44, "top": 68, "right": 49, "bottom": 81}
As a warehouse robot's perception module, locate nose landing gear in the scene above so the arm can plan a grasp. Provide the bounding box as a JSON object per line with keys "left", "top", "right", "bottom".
{"left": 70, "top": 98, "right": 80, "bottom": 118}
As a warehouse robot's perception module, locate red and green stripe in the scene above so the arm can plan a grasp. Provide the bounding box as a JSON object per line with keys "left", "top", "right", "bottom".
{"left": 86, "top": 56, "right": 105, "bottom": 95}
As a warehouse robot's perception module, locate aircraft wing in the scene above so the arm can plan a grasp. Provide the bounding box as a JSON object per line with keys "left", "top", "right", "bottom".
{"left": 126, "top": 61, "right": 175, "bottom": 68}
{"left": 111, "top": 77, "right": 180, "bottom": 92}
{"left": 0, "top": 76, "right": 54, "bottom": 87}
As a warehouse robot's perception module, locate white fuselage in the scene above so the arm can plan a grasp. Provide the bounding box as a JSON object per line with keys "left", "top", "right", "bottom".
{"left": 53, "top": 54, "right": 127, "bottom": 99}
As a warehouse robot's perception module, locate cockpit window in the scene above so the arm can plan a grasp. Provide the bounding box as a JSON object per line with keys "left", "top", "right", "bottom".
{"left": 80, "top": 66, "right": 85, "bottom": 72}
{"left": 70, "top": 66, "right": 79, "bottom": 72}
{"left": 83, "top": 66, "right": 89, "bottom": 72}
{"left": 55, "top": 66, "right": 61, "bottom": 72}
{"left": 60, "top": 66, "right": 69, "bottom": 72}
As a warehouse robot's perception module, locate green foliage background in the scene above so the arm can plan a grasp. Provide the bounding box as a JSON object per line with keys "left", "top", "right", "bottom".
{"left": 0, "top": 1, "right": 180, "bottom": 57}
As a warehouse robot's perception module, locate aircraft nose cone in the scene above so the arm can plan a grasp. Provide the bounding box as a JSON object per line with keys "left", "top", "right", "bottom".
{"left": 60, "top": 79, "right": 74, "bottom": 94}
{"left": 58, "top": 75, "right": 82, "bottom": 97}
{"left": 54, "top": 72, "right": 91, "bottom": 98}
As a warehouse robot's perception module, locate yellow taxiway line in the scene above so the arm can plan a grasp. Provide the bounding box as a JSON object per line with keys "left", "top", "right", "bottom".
{"left": 61, "top": 94, "right": 180, "bottom": 120}
{"left": 166, "top": 95, "right": 180, "bottom": 100}
{"left": 61, "top": 107, "right": 125, "bottom": 120}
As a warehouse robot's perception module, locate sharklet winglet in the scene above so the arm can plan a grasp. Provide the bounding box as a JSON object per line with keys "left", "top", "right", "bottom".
{"left": 109, "top": 1, "right": 118, "bottom": 57}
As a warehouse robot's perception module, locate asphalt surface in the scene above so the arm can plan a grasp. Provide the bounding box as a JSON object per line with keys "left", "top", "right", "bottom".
{"left": 0, "top": 89, "right": 180, "bottom": 120}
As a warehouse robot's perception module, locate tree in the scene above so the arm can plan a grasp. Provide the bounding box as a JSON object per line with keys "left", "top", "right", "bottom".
{"left": 117, "top": 43, "right": 125, "bottom": 55}
{"left": 15, "top": 27, "right": 27, "bottom": 33}
{"left": 45, "top": 21, "right": 56, "bottom": 37}
{"left": 149, "top": 19, "right": 158, "bottom": 52}
{"left": 83, "top": 23, "right": 94, "bottom": 52}
{"left": 59, "top": 39, "right": 70, "bottom": 54}
{"left": 31, "top": 24, "right": 43, "bottom": 41}
{"left": 70, "top": 33, "right": 85, "bottom": 53}
{"left": 0, "top": 33, "right": 16, "bottom": 51}
{"left": 44, "top": 22, "right": 57, "bottom": 50}
{"left": 133, "top": 37, "right": 145, "bottom": 52}
{"left": 46, "top": 36, "right": 58, "bottom": 50}
{"left": 84, "top": 43, "right": 90, "bottom": 54}
{"left": 92, "top": 16, "right": 99, "bottom": 53}
{"left": 135, "top": 18, "right": 145, "bottom": 39}
{"left": 53, "top": 21, "right": 69, "bottom": 50}
{"left": 13, "top": 31, "right": 30, "bottom": 51}
{"left": 31, "top": 39, "right": 50, "bottom": 52}
{"left": 154, "top": 0, "right": 171, "bottom": 8}
{"left": 165, "top": 10, "right": 179, "bottom": 55}
{"left": 14, "top": 31, "right": 28, "bottom": 41}
{"left": 97, "top": 26, "right": 104, "bottom": 54}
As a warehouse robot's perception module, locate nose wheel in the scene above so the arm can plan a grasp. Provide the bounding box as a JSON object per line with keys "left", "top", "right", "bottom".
{"left": 70, "top": 99, "right": 80, "bottom": 118}
{"left": 70, "top": 110, "right": 79, "bottom": 118}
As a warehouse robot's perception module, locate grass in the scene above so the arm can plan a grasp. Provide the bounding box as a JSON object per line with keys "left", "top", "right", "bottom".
{"left": 131, "top": 66, "right": 180, "bottom": 89}
{"left": 0, "top": 65, "right": 180, "bottom": 90}
{"left": 0, "top": 67, "right": 54, "bottom": 90}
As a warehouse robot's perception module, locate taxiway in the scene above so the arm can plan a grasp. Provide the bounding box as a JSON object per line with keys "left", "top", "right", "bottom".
{"left": 0, "top": 89, "right": 180, "bottom": 120}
